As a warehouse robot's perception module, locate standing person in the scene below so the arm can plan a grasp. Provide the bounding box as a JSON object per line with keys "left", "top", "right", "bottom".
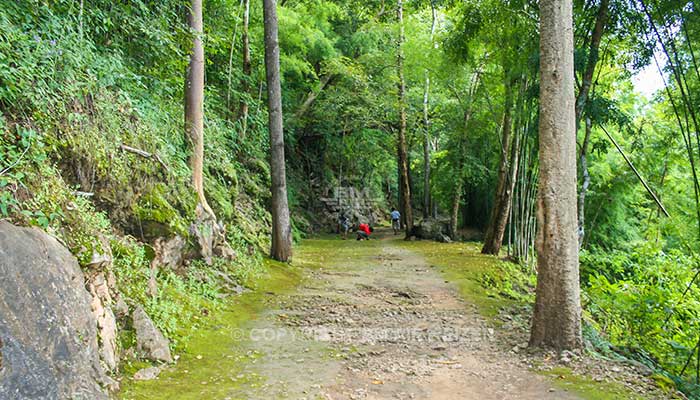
{"left": 338, "top": 212, "right": 350, "bottom": 240}
{"left": 390, "top": 208, "right": 401, "bottom": 235}
{"left": 356, "top": 222, "right": 373, "bottom": 241}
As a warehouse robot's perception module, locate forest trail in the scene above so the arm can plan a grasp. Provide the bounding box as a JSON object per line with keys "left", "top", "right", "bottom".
{"left": 122, "top": 230, "right": 581, "bottom": 399}
{"left": 273, "top": 230, "right": 579, "bottom": 400}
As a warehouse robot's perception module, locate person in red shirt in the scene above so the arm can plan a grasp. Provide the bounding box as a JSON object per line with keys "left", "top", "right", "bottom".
{"left": 356, "top": 223, "right": 373, "bottom": 241}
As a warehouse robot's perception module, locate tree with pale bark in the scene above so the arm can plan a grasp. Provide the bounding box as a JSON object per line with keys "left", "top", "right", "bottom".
{"left": 263, "top": 0, "right": 293, "bottom": 262}
{"left": 185, "top": 0, "right": 216, "bottom": 220}
{"left": 529, "top": 0, "right": 583, "bottom": 350}
{"left": 396, "top": 0, "right": 413, "bottom": 237}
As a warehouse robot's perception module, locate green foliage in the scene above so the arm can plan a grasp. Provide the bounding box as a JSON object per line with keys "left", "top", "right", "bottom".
{"left": 0, "top": 0, "right": 282, "bottom": 370}
{"left": 2, "top": 0, "right": 700, "bottom": 396}
{"left": 479, "top": 260, "right": 536, "bottom": 303}
{"left": 583, "top": 243, "right": 700, "bottom": 389}
{"left": 112, "top": 235, "right": 265, "bottom": 350}
{"left": 0, "top": 125, "right": 46, "bottom": 217}
{"left": 111, "top": 237, "right": 200, "bottom": 349}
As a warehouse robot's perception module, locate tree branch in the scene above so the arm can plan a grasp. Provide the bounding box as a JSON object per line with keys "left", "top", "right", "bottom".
{"left": 119, "top": 144, "right": 169, "bottom": 173}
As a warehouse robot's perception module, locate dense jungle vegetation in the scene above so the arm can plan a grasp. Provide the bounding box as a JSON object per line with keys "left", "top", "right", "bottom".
{"left": 1, "top": 0, "right": 700, "bottom": 397}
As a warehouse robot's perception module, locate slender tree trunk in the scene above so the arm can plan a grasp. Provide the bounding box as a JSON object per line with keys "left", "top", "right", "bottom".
{"left": 263, "top": 0, "right": 292, "bottom": 261}
{"left": 226, "top": 0, "right": 244, "bottom": 121}
{"left": 422, "top": 1, "right": 437, "bottom": 220}
{"left": 422, "top": 71, "right": 431, "bottom": 220}
{"left": 397, "top": 0, "right": 413, "bottom": 237}
{"left": 450, "top": 177, "right": 463, "bottom": 239}
{"left": 78, "top": 0, "right": 84, "bottom": 38}
{"left": 449, "top": 102, "right": 476, "bottom": 239}
{"left": 398, "top": 168, "right": 405, "bottom": 227}
{"left": 530, "top": 0, "right": 582, "bottom": 351}
{"left": 574, "top": 0, "right": 608, "bottom": 128}
{"left": 186, "top": 0, "right": 216, "bottom": 219}
{"left": 295, "top": 74, "right": 334, "bottom": 119}
{"left": 574, "top": 0, "right": 608, "bottom": 245}
{"left": 482, "top": 77, "right": 515, "bottom": 255}
{"left": 577, "top": 116, "right": 592, "bottom": 247}
{"left": 502, "top": 110, "right": 522, "bottom": 242}
{"left": 239, "top": 0, "right": 251, "bottom": 138}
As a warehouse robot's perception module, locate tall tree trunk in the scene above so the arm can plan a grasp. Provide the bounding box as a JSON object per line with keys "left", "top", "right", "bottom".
{"left": 397, "top": 0, "right": 413, "bottom": 237}
{"left": 185, "top": 0, "right": 215, "bottom": 219}
{"left": 263, "top": 0, "right": 292, "bottom": 261}
{"left": 495, "top": 113, "right": 522, "bottom": 254}
{"left": 398, "top": 168, "right": 405, "bottom": 227}
{"left": 577, "top": 116, "right": 592, "bottom": 248}
{"left": 450, "top": 102, "right": 476, "bottom": 239}
{"left": 482, "top": 77, "right": 515, "bottom": 255}
{"left": 422, "top": 1, "right": 437, "bottom": 219}
{"left": 239, "top": 0, "right": 251, "bottom": 138}
{"left": 529, "top": 0, "right": 582, "bottom": 351}
{"left": 226, "top": 0, "right": 244, "bottom": 122}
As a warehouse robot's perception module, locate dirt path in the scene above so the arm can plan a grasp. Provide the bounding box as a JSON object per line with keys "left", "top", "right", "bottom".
{"left": 229, "top": 231, "right": 581, "bottom": 399}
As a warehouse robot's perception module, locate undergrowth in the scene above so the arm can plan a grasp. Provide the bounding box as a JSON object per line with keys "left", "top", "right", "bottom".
{"left": 0, "top": 0, "right": 274, "bottom": 373}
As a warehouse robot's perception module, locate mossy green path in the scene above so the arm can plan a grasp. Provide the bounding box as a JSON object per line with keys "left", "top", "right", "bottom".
{"left": 118, "top": 260, "right": 304, "bottom": 400}
{"left": 119, "top": 231, "right": 663, "bottom": 399}
{"left": 118, "top": 236, "right": 381, "bottom": 399}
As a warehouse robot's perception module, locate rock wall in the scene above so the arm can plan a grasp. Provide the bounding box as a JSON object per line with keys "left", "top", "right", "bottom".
{"left": 0, "top": 221, "right": 110, "bottom": 400}
{"left": 316, "top": 186, "right": 386, "bottom": 232}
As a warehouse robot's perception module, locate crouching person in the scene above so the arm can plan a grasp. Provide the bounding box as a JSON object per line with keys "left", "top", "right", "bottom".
{"left": 356, "top": 223, "right": 373, "bottom": 241}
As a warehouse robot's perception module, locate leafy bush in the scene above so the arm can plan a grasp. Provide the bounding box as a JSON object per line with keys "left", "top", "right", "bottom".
{"left": 583, "top": 242, "right": 700, "bottom": 387}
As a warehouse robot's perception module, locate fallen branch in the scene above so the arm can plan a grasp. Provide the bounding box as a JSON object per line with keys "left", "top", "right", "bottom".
{"left": 119, "top": 144, "right": 169, "bottom": 173}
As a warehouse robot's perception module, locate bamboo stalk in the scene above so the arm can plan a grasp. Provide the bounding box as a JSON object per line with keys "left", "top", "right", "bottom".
{"left": 599, "top": 125, "right": 669, "bottom": 217}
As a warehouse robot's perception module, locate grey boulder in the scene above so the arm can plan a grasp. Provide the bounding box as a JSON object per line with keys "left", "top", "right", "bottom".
{"left": 412, "top": 218, "right": 452, "bottom": 242}
{"left": 133, "top": 306, "right": 172, "bottom": 363}
{"left": 0, "top": 221, "right": 109, "bottom": 400}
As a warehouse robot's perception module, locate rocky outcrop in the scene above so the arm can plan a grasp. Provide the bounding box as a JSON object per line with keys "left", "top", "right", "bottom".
{"left": 0, "top": 221, "right": 109, "bottom": 400}
{"left": 87, "top": 272, "right": 119, "bottom": 372}
{"left": 133, "top": 306, "right": 172, "bottom": 363}
{"left": 152, "top": 235, "right": 187, "bottom": 271}
{"left": 412, "top": 218, "right": 452, "bottom": 242}
{"left": 190, "top": 204, "right": 236, "bottom": 265}
{"left": 317, "top": 186, "right": 384, "bottom": 232}
{"left": 133, "top": 366, "right": 162, "bottom": 381}
{"left": 148, "top": 235, "right": 187, "bottom": 297}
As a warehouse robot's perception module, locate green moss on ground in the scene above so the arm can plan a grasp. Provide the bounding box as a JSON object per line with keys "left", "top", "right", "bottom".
{"left": 294, "top": 233, "right": 384, "bottom": 271}
{"left": 540, "top": 367, "right": 647, "bottom": 400}
{"left": 118, "top": 260, "right": 302, "bottom": 400}
{"left": 397, "top": 240, "right": 532, "bottom": 318}
{"left": 119, "top": 234, "right": 381, "bottom": 399}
